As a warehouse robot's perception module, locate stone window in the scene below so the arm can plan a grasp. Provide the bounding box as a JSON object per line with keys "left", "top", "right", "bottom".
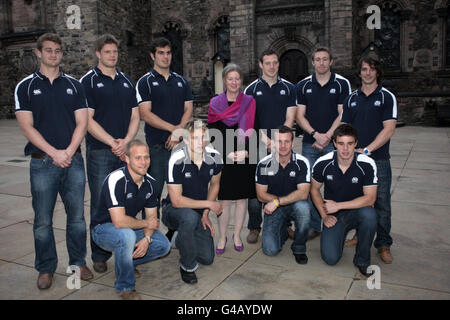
{"left": 212, "top": 16, "right": 230, "bottom": 95}
{"left": 374, "top": 1, "right": 401, "bottom": 69}
{"left": 162, "top": 22, "right": 184, "bottom": 75}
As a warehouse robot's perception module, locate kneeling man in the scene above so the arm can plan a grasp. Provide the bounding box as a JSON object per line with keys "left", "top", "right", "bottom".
{"left": 162, "top": 120, "right": 223, "bottom": 284}
{"left": 255, "top": 125, "right": 311, "bottom": 264}
{"left": 91, "top": 140, "right": 171, "bottom": 300}
{"left": 311, "top": 124, "right": 377, "bottom": 276}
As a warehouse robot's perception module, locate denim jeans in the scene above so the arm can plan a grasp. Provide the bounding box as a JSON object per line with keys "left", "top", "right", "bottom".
{"left": 302, "top": 142, "right": 335, "bottom": 232}
{"left": 262, "top": 201, "right": 311, "bottom": 256}
{"left": 86, "top": 147, "right": 125, "bottom": 262}
{"left": 30, "top": 153, "right": 87, "bottom": 274}
{"left": 92, "top": 223, "right": 170, "bottom": 292}
{"left": 148, "top": 144, "right": 171, "bottom": 211}
{"left": 161, "top": 203, "right": 215, "bottom": 272}
{"left": 247, "top": 197, "right": 263, "bottom": 231}
{"left": 373, "top": 159, "right": 393, "bottom": 249}
{"left": 320, "top": 206, "right": 376, "bottom": 267}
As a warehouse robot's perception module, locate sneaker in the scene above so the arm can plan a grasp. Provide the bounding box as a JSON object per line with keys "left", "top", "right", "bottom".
{"left": 119, "top": 289, "right": 141, "bottom": 300}
{"left": 180, "top": 267, "right": 197, "bottom": 284}
{"left": 294, "top": 253, "right": 308, "bottom": 265}
{"left": 246, "top": 229, "right": 260, "bottom": 244}
{"left": 378, "top": 247, "right": 393, "bottom": 264}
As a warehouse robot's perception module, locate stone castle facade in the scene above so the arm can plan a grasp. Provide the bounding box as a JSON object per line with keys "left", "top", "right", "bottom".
{"left": 1, "top": 0, "right": 449, "bottom": 125}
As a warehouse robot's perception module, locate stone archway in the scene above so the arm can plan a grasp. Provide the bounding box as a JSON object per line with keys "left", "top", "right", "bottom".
{"left": 279, "top": 49, "right": 308, "bottom": 84}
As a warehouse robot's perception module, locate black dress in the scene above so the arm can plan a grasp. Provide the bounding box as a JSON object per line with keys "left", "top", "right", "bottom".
{"left": 208, "top": 106, "right": 257, "bottom": 201}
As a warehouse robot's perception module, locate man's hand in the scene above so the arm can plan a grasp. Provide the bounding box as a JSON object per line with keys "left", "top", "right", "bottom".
{"left": 132, "top": 238, "right": 149, "bottom": 259}
{"left": 146, "top": 216, "right": 160, "bottom": 230}
{"left": 263, "top": 200, "right": 278, "bottom": 215}
{"left": 323, "top": 215, "right": 337, "bottom": 228}
{"left": 208, "top": 201, "right": 222, "bottom": 216}
{"left": 312, "top": 141, "right": 324, "bottom": 151}
{"left": 111, "top": 138, "right": 128, "bottom": 159}
{"left": 356, "top": 148, "right": 364, "bottom": 154}
{"left": 201, "top": 212, "right": 215, "bottom": 237}
{"left": 314, "top": 132, "right": 331, "bottom": 148}
{"left": 51, "top": 150, "right": 72, "bottom": 168}
{"left": 323, "top": 199, "right": 340, "bottom": 214}
{"left": 228, "top": 150, "right": 248, "bottom": 162}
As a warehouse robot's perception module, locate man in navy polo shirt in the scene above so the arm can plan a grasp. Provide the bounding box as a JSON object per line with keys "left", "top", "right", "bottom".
{"left": 255, "top": 125, "right": 311, "bottom": 264}
{"left": 244, "top": 49, "right": 297, "bottom": 244}
{"left": 136, "top": 37, "right": 193, "bottom": 230}
{"left": 15, "top": 33, "right": 93, "bottom": 289}
{"left": 296, "top": 46, "right": 351, "bottom": 240}
{"left": 162, "top": 120, "right": 223, "bottom": 284}
{"left": 92, "top": 140, "right": 170, "bottom": 300}
{"left": 341, "top": 57, "right": 397, "bottom": 264}
{"left": 311, "top": 124, "right": 377, "bottom": 276}
{"left": 80, "top": 34, "right": 140, "bottom": 274}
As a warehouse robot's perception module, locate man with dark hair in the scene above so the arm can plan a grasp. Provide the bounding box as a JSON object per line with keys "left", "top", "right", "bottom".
{"left": 80, "top": 34, "right": 140, "bottom": 274}
{"left": 136, "top": 37, "right": 193, "bottom": 236}
{"left": 341, "top": 56, "right": 397, "bottom": 264}
{"left": 296, "top": 46, "right": 351, "bottom": 241}
{"left": 15, "top": 33, "right": 93, "bottom": 289}
{"left": 91, "top": 140, "right": 170, "bottom": 300}
{"left": 162, "top": 120, "right": 223, "bottom": 284}
{"left": 255, "top": 125, "right": 311, "bottom": 264}
{"left": 244, "top": 49, "right": 297, "bottom": 244}
{"left": 311, "top": 124, "right": 378, "bottom": 276}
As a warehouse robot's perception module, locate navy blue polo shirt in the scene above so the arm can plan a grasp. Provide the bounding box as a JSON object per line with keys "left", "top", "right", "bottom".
{"left": 93, "top": 166, "right": 157, "bottom": 227}
{"left": 341, "top": 85, "right": 397, "bottom": 160}
{"left": 80, "top": 66, "right": 138, "bottom": 150}
{"left": 312, "top": 151, "right": 377, "bottom": 203}
{"left": 244, "top": 76, "right": 296, "bottom": 138}
{"left": 166, "top": 143, "right": 223, "bottom": 212}
{"left": 255, "top": 151, "right": 310, "bottom": 197}
{"left": 136, "top": 69, "right": 193, "bottom": 146}
{"left": 296, "top": 73, "right": 351, "bottom": 143}
{"left": 14, "top": 70, "right": 87, "bottom": 156}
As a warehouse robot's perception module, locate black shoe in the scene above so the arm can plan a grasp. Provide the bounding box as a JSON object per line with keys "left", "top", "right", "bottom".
{"left": 166, "top": 229, "right": 175, "bottom": 242}
{"left": 358, "top": 265, "right": 375, "bottom": 277}
{"left": 180, "top": 267, "right": 197, "bottom": 284}
{"left": 294, "top": 253, "right": 308, "bottom": 265}
{"left": 93, "top": 261, "right": 107, "bottom": 273}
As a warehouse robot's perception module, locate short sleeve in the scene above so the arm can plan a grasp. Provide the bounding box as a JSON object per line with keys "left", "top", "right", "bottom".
{"left": 183, "top": 78, "right": 194, "bottom": 101}
{"left": 340, "top": 95, "right": 354, "bottom": 124}
{"left": 338, "top": 78, "right": 351, "bottom": 104}
{"left": 312, "top": 161, "right": 325, "bottom": 184}
{"left": 136, "top": 76, "right": 151, "bottom": 104}
{"left": 144, "top": 187, "right": 158, "bottom": 209}
{"left": 103, "top": 175, "right": 125, "bottom": 209}
{"left": 287, "top": 84, "right": 297, "bottom": 107}
{"left": 360, "top": 157, "right": 378, "bottom": 186}
{"left": 381, "top": 90, "right": 397, "bottom": 122}
{"left": 296, "top": 157, "right": 310, "bottom": 184}
{"left": 14, "top": 80, "right": 32, "bottom": 112}
{"left": 296, "top": 81, "right": 307, "bottom": 106}
{"left": 80, "top": 76, "right": 96, "bottom": 110}
{"left": 167, "top": 162, "right": 183, "bottom": 185}
{"left": 73, "top": 81, "right": 88, "bottom": 111}
{"left": 255, "top": 162, "right": 268, "bottom": 186}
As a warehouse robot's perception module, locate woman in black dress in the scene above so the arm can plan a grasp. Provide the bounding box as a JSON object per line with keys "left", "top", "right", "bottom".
{"left": 207, "top": 63, "right": 256, "bottom": 254}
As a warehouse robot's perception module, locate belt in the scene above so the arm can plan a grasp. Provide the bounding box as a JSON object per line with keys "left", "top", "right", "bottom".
{"left": 31, "top": 148, "right": 81, "bottom": 159}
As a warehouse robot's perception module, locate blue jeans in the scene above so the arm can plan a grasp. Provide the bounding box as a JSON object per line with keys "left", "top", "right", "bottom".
{"left": 373, "top": 159, "right": 393, "bottom": 249}
{"left": 162, "top": 203, "right": 215, "bottom": 272}
{"left": 262, "top": 201, "right": 311, "bottom": 256}
{"left": 302, "top": 142, "right": 335, "bottom": 232}
{"left": 92, "top": 223, "right": 170, "bottom": 292}
{"left": 320, "top": 206, "right": 376, "bottom": 267}
{"left": 148, "top": 144, "right": 171, "bottom": 212}
{"left": 30, "top": 153, "right": 87, "bottom": 273}
{"left": 247, "top": 197, "right": 263, "bottom": 231}
{"left": 86, "top": 147, "right": 125, "bottom": 262}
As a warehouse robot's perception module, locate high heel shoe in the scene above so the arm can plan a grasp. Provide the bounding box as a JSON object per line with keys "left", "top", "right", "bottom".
{"left": 233, "top": 234, "right": 244, "bottom": 252}
{"left": 216, "top": 237, "right": 227, "bottom": 254}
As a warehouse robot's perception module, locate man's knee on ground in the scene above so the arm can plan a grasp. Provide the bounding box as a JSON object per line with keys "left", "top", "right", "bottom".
{"left": 321, "top": 249, "right": 342, "bottom": 266}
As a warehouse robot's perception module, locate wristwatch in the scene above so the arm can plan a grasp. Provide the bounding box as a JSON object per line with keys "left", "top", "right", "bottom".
{"left": 363, "top": 148, "right": 371, "bottom": 156}
{"left": 310, "top": 130, "right": 316, "bottom": 137}
{"left": 145, "top": 235, "right": 152, "bottom": 244}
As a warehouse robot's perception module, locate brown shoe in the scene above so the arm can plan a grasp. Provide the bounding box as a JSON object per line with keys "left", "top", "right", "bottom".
{"left": 79, "top": 266, "right": 94, "bottom": 280}
{"left": 345, "top": 236, "right": 358, "bottom": 247}
{"left": 246, "top": 229, "right": 260, "bottom": 244}
{"left": 134, "top": 268, "right": 141, "bottom": 279}
{"left": 287, "top": 226, "right": 294, "bottom": 240}
{"left": 37, "top": 273, "right": 53, "bottom": 290}
{"left": 308, "top": 230, "right": 321, "bottom": 241}
{"left": 378, "top": 247, "right": 393, "bottom": 264}
{"left": 93, "top": 261, "right": 107, "bottom": 273}
{"left": 118, "top": 289, "right": 141, "bottom": 300}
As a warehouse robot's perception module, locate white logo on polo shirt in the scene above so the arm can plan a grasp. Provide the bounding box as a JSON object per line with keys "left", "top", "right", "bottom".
{"left": 33, "top": 89, "right": 42, "bottom": 95}
{"left": 327, "top": 175, "right": 333, "bottom": 181}
{"left": 330, "top": 88, "right": 336, "bottom": 94}
{"left": 352, "top": 177, "right": 359, "bottom": 184}
{"left": 256, "top": 91, "right": 263, "bottom": 96}
{"left": 306, "top": 89, "right": 312, "bottom": 94}
{"left": 374, "top": 100, "right": 381, "bottom": 107}
{"left": 126, "top": 193, "right": 133, "bottom": 199}
{"left": 289, "top": 171, "right": 296, "bottom": 177}
{"left": 97, "top": 83, "right": 104, "bottom": 88}
{"left": 185, "top": 172, "right": 192, "bottom": 178}
{"left": 177, "top": 82, "right": 183, "bottom": 88}
{"left": 123, "top": 82, "right": 129, "bottom": 88}
{"left": 280, "top": 90, "right": 286, "bottom": 95}
{"left": 145, "top": 193, "right": 151, "bottom": 199}
{"left": 351, "top": 102, "right": 357, "bottom": 107}
{"left": 66, "top": 88, "right": 73, "bottom": 95}
{"left": 152, "top": 82, "right": 159, "bottom": 86}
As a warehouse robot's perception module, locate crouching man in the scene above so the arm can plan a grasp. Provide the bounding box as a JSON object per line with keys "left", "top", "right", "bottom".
{"left": 311, "top": 124, "right": 377, "bottom": 276}
{"left": 91, "top": 140, "right": 171, "bottom": 300}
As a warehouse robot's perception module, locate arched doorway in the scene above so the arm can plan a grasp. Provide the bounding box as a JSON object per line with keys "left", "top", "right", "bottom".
{"left": 279, "top": 49, "right": 308, "bottom": 84}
